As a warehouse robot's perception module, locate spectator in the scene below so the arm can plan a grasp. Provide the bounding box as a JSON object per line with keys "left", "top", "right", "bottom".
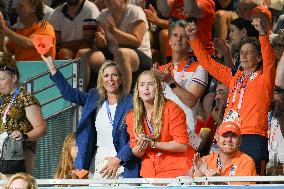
{"left": 126, "top": 70, "right": 190, "bottom": 178}
{"left": 0, "top": 0, "right": 56, "bottom": 61}
{"left": 214, "top": 18, "right": 258, "bottom": 75}
{"left": 49, "top": 0, "right": 99, "bottom": 60}
{"left": 5, "top": 172, "right": 38, "bottom": 189}
{"left": 190, "top": 121, "right": 257, "bottom": 185}
{"left": 152, "top": 19, "right": 207, "bottom": 159}
{"left": 270, "top": 33, "right": 284, "bottom": 63}
{"left": 196, "top": 83, "right": 229, "bottom": 155}
{"left": 267, "top": 86, "right": 284, "bottom": 176}
{"left": 54, "top": 132, "right": 81, "bottom": 179}
{"left": 186, "top": 11, "right": 276, "bottom": 175}
{"left": 42, "top": 55, "right": 140, "bottom": 178}
{"left": 78, "top": 0, "right": 152, "bottom": 93}
{"left": 0, "top": 53, "right": 47, "bottom": 174}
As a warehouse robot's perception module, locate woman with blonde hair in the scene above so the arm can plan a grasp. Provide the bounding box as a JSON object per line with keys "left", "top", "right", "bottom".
{"left": 126, "top": 70, "right": 190, "bottom": 178}
{"left": 54, "top": 132, "right": 82, "bottom": 179}
{"left": 5, "top": 172, "right": 38, "bottom": 189}
{"left": 42, "top": 55, "right": 140, "bottom": 179}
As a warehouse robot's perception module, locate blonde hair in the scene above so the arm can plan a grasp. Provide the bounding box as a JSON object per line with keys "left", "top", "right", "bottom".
{"left": 133, "top": 70, "right": 165, "bottom": 140}
{"left": 96, "top": 60, "right": 125, "bottom": 104}
{"left": 54, "top": 132, "right": 76, "bottom": 179}
{"left": 5, "top": 173, "right": 38, "bottom": 189}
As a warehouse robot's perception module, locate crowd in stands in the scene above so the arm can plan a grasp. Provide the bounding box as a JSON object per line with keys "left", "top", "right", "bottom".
{"left": 0, "top": 0, "right": 283, "bottom": 185}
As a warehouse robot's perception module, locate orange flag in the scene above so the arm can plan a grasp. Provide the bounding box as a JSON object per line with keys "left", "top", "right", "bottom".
{"left": 32, "top": 35, "right": 54, "bottom": 56}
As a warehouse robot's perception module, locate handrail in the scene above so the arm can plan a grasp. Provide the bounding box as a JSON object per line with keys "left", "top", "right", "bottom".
{"left": 44, "top": 105, "right": 77, "bottom": 121}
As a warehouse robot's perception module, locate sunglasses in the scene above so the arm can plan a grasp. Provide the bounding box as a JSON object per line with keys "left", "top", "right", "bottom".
{"left": 169, "top": 16, "right": 197, "bottom": 24}
{"left": 0, "top": 64, "right": 15, "bottom": 73}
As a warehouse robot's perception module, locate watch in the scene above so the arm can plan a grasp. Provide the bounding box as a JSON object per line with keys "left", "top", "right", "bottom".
{"left": 169, "top": 81, "right": 177, "bottom": 89}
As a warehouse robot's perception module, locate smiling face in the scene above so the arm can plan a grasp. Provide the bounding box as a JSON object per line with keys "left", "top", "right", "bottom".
{"left": 138, "top": 73, "right": 157, "bottom": 104}
{"left": 240, "top": 43, "right": 261, "bottom": 72}
{"left": 102, "top": 66, "right": 122, "bottom": 95}
{"left": 217, "top": 131, "right": 240, "bottom": 155}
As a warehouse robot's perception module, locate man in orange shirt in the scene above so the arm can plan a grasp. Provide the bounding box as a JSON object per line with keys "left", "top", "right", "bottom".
{"left": 186, "top": 8, "right": 276, "bottom": 175}
{"left": 191, "top": 121, "right": 257, "bottom": 185}
{"left": 0, "top": 0, "right": 55, "bottom": 61}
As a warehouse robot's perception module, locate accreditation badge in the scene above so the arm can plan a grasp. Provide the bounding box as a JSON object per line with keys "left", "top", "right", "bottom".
{"left": 223, "top": 109, "right": 241, "bottom": 124}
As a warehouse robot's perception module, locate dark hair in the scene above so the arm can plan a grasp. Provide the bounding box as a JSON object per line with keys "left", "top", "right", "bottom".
{"left": 169, "top": 19, "right": 189, "bottom": 36}
{"left": 0, "top": 53, "right": 20, "bottom": 81}
{"left": 30, "top": 0, "right": 44, "bottom": 21}
{"left": 231, "top": 18, "right": 258, "bottom": 38}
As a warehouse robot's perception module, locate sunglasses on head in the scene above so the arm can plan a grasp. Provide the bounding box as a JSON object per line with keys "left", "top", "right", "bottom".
{"left": 169, "top": 16, "right": 197, "bottom": 24}
{"left": 0, "top": 64, "right": 15, "bottom": 73}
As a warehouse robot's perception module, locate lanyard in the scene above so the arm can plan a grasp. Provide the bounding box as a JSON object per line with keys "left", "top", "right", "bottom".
{"left": 146, "top": 114, "right": 154, "bottom": 138}
{"left": 173, "top": 57, "right": 195, "bottom": 83}
{"left": 105, "top": 100, "right": 113, "bottom": 126}
{"left": 1, "top": 87, "right": 20, "bottom": 125}
{"left": 217, "top": 153, "right": 236, "bottom": 176}
{"left": 229, "top": 72, "right": 255, "bottom": 112}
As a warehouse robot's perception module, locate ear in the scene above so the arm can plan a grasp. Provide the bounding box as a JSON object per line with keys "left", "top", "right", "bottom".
{"left": 257, "top": 55, "right": 262, "bottom": 63}
{"left": 12, "top": 74, "right": 17, "bottom": 84}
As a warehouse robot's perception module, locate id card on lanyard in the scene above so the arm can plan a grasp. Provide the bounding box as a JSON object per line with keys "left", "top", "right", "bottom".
{"left": 1, "top": 87, "right": 20, "bottom": 126}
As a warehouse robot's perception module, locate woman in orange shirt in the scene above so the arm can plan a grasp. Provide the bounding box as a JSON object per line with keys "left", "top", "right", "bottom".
{"left": 126, "top": 70, "right": 190, "bottom": 178}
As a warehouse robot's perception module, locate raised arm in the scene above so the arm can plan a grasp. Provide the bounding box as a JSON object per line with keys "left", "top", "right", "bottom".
{"left": 41, "top": 55, "right": 88, "bottom": 106}
{"left": 276, "top": 51, "right": 284, "bottom": 88}
{"left": 156, "top": 0, "right": 173, "bottom": 18}
{"left": 186, "top": 22, "right": 233, "bottom": 86}
{"left": 183, "top": 0, "right": 204, "bottom": 18}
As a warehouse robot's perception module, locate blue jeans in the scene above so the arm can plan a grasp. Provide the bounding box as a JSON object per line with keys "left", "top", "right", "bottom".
{"left": 240, "top": 134, "right": 269, "bottom": 175}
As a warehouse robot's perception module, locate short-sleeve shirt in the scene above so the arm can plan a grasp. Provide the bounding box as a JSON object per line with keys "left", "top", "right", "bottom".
{"left": 49, "top": 0, "right": 99, "bottom": 42}
{"left": 0, "top": 87, "right": 41, "bottom": 152}
{"left": 126, "top": 100, "right": 190, "bottom": 178}
{"left": 6, "top": 20, "right": 56, "bottom": 61}
{"left": 97, "top": 4, "right": 152, "bottom": 58}
{"left": 202, "top": 151, "right": 257, "bottom": 184}
{"left": 159, "top": 59, "right": 208, "bottom": 131}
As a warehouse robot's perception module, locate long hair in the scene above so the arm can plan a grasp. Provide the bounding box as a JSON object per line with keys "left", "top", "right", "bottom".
{"left": 133, "top": 70, "right": 165, "bottom": 140}
{"left": 96, "top": 60, "right": 125, "bottom": 104}
{"left": 54, "top": 132, "right": 76, "bottom": 179}
{"left": 5, "top": 173, "right": 38, "bottom": 189}
{"left": 29, "top": 0, "right": 44, "bottom": 21}
{"left": 0, "top": 52, "right": 20, "bottom": 82}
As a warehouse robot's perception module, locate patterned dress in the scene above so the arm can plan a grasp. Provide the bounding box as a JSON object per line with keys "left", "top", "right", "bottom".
{"left": 0, "top": 87, "right": 40, "bottom": 152}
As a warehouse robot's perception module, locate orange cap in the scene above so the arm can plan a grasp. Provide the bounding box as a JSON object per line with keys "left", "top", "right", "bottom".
{"left": 218, "top": 121, "right": 241, "bottom": 136}
{"left": 32, "top": 34, "right": 54, "bottom": 56}
{"left": 251, "top": 6, "right": 272, "bottom": 22}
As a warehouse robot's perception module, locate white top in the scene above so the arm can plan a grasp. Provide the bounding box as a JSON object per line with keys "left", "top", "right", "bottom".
{"left": 164, "top": 64, "right": 208, "bottom": 131}
{"left": 95, "top": 101, "right": 117, "bottom": 149}
{"left": 268, "top": 115, "right": 284, "bottom": 163}
{"left": 97, "top": 4, "right": 152, "bottom": 58}
{"left": 49, "top": 0, "right": 99, "bottom": 42}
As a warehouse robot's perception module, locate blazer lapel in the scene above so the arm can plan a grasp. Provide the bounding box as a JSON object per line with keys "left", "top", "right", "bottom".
{"left": 112, "top": 98, "right": 128, "bottom": 138}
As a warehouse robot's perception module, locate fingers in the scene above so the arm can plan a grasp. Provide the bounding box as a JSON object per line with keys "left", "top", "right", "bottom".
{"left": 185, "top": 22, "right": 197, "bottom": 40}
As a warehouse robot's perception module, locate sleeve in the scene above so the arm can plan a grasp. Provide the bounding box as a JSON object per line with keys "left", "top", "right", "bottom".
{"left": 22, "top": 91, "right": 41, "bottom": 107}
{"left": 48, "top": 9, "right": 61, "bottom": 32}
{"left": 237, "top": 156, "right": 257, "bottom": 176}
{"left": 50, "top": 71, "right": 88, "bottom": 106}
{"left": 259, "top": 35, "right": 276, "bottom": 98}
{"left": 191, "top": 65, "right": 208, "bottom": 87}
{"left": 168, "top": 101, "right": 189, "bottom": 144}
{"left": 190, "top": 37, "right": 233, "bottom": 87}
{"left": 87, "top": 2, "right": 100, "bottom": 19}
{"left": 128, "top": 6, "right": 148, "bottom": 25}
{"left": 96, "top": 9, "right": 108, "bottom": 23}
{"left": 126, "top": 111, "right": 137, "bottom": 148}
{"left": 198, "top": 0, "right": 215, "bottom": 19}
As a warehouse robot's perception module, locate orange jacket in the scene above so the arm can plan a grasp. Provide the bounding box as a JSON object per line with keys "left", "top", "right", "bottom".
{"left": 126, "top": 100, "right": 190, "bottom": 178}
{"left": 190, "top": 35, "right": 276, "bottom": 137}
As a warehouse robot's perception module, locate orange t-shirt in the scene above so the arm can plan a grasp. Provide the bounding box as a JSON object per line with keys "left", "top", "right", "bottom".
{"left": 190, "top": 35, "right": 276, "bottom": 137}
{"left": 126, "top": 100, "right": 190, "bottom": 178}
{"left": 6, "top": 20, "right": 56, "bottom": 61}
{"left": 202, "top": 151, "right": 257, "bottom": 185}
{"left": 166, "top": 0, "right": 215, "bottom": 56}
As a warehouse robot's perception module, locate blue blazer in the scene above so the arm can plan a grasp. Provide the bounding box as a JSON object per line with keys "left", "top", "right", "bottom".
{"left": 50, "top": 71, "right": 140, "bottom": 178}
